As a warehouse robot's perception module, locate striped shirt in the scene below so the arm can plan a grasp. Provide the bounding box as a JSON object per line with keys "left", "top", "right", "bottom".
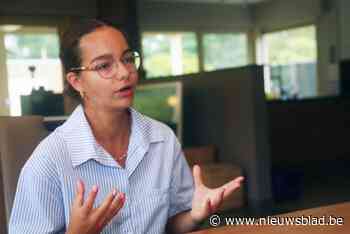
{"left": 9, "top": 105, "right": 194, "bottom": 234}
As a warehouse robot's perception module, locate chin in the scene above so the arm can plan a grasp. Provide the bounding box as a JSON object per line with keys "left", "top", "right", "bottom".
{"left": 110, "top": 99, "right": 134, "bottom": 111}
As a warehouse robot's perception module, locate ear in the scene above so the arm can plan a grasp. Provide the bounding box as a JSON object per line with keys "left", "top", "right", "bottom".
{"left": 66, "top": 72, "right": 83, "bottom": 93}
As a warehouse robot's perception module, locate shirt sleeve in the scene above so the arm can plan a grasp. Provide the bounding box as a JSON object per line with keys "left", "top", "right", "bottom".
{"left": 9, "top": 160, "right": 65, "bottom": 234}
{"left": 168, "top": 138, "right": 194, "bottom": 218}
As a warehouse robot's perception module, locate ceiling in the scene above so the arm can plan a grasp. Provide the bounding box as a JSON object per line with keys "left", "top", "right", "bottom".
{"left": 142, "top": 0, "right": 270, "bottom": 5}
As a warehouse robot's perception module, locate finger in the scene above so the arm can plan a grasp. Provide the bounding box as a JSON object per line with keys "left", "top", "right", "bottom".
{"left": 222, "top": 176, "right": 244, "bottom": 198}
{"left": 100, "top": 192, "right": 126, "bottom": 227}
{"left": 74, "top": 179, "right": 85, "bottom": 207}
{"left": 193, "top": 165, "right": 204, "bottom": 187}
{"left": 93, "top": 189, "right": 117, "bottom": 222}
{"left": 83, "top": 185, "right": 99, "bottom": 212}
{"left": 101, "top": 191, "right": 123, "bottom": 223}
{"left": 109, "top": 192, "right": 125, "bottom": 218}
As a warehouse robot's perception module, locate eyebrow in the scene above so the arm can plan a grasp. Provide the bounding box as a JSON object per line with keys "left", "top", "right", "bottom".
{"left": 89, "top": 54, "right": 113, "bottom": 64}
{"left": 90, "top": 48, "right": 132, "bottom": 64}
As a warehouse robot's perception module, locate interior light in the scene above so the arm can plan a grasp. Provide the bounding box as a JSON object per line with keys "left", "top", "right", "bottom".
{"left": 0, "top": 25, "right": 22, "bottom": 32}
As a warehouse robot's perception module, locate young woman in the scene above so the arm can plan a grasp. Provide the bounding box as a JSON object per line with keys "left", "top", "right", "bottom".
{"left": 9, "top": 20, "right": 244, "bottom": 234}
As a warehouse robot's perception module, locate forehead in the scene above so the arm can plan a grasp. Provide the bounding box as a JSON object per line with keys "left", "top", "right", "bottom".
{"left": 79, "top": 26, "right": 129, "bottom": 62}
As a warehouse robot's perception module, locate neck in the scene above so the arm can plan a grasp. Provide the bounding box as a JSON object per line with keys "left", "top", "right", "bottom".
{"left": 83, "top": 105, "right": 131, "bottom": 146}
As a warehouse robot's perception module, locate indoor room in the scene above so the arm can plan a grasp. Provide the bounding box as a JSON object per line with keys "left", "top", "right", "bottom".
{"left": 0, "top": 0, "right": 349, "bottom": 233}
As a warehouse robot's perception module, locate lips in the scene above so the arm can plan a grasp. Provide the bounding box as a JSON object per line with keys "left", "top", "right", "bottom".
{"left": 115, "top": 85, "right": 134, "bottom": 97}
{"left": 117, "top": 85, "right": 132, "bottom": 92}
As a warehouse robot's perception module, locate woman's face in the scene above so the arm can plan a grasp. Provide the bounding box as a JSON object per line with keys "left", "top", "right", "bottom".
{"left": 69, "top": 26, "right": 139, "bottom": 111}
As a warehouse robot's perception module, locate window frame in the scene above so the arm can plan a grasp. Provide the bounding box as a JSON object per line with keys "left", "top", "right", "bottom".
{"left": 141, "top": 29, "right": 250, "bottom": 79}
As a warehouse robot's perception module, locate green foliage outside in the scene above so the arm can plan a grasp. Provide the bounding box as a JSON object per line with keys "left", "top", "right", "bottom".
{"left": 142, "top": 32, "right": 199, "bottom": 78}
{"left": 5, "top": 34, "right": 59, "bottom": 59}
{"left": 133, "top": 85, "right": 178, "bottom": 132}
{"left": 133, "top": 86, "right": 175, "bottom": 121}
{"left": 203, "top": 33, "right": 248, "bottom": 71}
{"left": 142, "top": 32, "right": 248, "bottom": 77}
{"left": 265, "top": 26, "right": 316, "bottom": 65}
{"left": 265, "top": 25, "right": 317, "bottom": 99}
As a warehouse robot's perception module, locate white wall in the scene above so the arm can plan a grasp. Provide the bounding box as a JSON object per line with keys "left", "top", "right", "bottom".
{"left": 317, "top": 1, "right": 340, "bottom": 96}
{"left": 138, "top": 1, "right": 253, "bottom": 32}
{"left": 253, "top": 0, "right": 321, "bottom": 32}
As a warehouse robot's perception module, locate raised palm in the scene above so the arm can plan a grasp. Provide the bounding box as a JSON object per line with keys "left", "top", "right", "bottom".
{"left": 190, "top": 165, "right": 244, "bottom": 223}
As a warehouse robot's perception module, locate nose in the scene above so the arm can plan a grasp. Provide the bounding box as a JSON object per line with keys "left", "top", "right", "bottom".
{"left": 115, "top": 60, "right": 130, "bottom": 81}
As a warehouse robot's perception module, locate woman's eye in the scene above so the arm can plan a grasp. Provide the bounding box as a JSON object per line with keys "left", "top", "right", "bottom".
{"left": 123, "top": 56, "right": 135, "bottom": 64}
{"left": 95, "top": 62, "right": 112, "bottom": 71}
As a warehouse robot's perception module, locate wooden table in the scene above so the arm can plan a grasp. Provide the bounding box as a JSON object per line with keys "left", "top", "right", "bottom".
{"left": 190, "top": 202, "right": 350, "bottom": 234}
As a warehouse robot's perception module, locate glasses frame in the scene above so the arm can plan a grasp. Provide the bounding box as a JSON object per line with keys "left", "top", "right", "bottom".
{"left": 70, "top": 50, "right": 141, "bottom": 79}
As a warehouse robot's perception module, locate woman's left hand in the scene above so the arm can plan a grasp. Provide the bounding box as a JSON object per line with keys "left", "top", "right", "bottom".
{"left": 190, "top": 165, "right": 244, "bottom": 223}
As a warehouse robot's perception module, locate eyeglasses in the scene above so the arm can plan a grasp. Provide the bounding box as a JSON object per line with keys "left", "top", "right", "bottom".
{"left": 70, "top": 50, "right": 141, "bottom": 79}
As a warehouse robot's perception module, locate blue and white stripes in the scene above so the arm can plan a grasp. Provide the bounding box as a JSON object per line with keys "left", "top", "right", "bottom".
{"left": 9, "top": 105, "right": 194, "bottom": 234}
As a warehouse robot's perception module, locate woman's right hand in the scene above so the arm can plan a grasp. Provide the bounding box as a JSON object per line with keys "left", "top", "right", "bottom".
{"left": 66, "top": 179, "right": 125, "bottom": 234}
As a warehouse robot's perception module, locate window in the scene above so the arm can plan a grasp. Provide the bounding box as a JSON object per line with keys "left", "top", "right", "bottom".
{"left": 203, "top": 33, "right": 248, "bottom": 71}
{"left": 133, "top": 81, "right": 183, "bottom": 142}
{"left": 141, "top": 31, "right": 249, "bottom": 78}
{"left": 142, "top": 32, "right": 199, "bottom": 78}
{"left": 260, "top": 25, "right": 317, "bottom": 99}
{"left": 1, "top": 26, "right": 63, "bottom": 116}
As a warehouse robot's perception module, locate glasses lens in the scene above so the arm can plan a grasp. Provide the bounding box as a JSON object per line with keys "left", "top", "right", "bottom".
{"left": 122, "top": 51, "right": 141, "bottom": 71}
{"left": 91, "top": 51, "right": 141, "bottom": 79}
{"left": 92, "top": 59, "right": 115, "bottom": 78}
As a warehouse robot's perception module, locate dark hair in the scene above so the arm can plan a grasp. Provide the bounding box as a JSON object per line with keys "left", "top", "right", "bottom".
{"left": 59, "top": 19, "right": 128, "bottom": 101}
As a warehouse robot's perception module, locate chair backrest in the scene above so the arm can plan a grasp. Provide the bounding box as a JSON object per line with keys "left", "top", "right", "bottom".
{"left": 0, "top": 116, "right": 48, "bottom": 230}
{"left": 183, "top": 145, "right": 217, "bottom": 167}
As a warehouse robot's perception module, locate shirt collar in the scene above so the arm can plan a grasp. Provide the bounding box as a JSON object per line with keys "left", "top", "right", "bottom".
{"left": 57, "top": 105, "right": 164, "bottom": 168}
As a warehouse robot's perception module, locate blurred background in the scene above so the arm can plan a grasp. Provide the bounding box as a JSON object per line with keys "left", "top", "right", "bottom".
{"left": 1, "top": 0, "right": 350, "bottom": 230}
